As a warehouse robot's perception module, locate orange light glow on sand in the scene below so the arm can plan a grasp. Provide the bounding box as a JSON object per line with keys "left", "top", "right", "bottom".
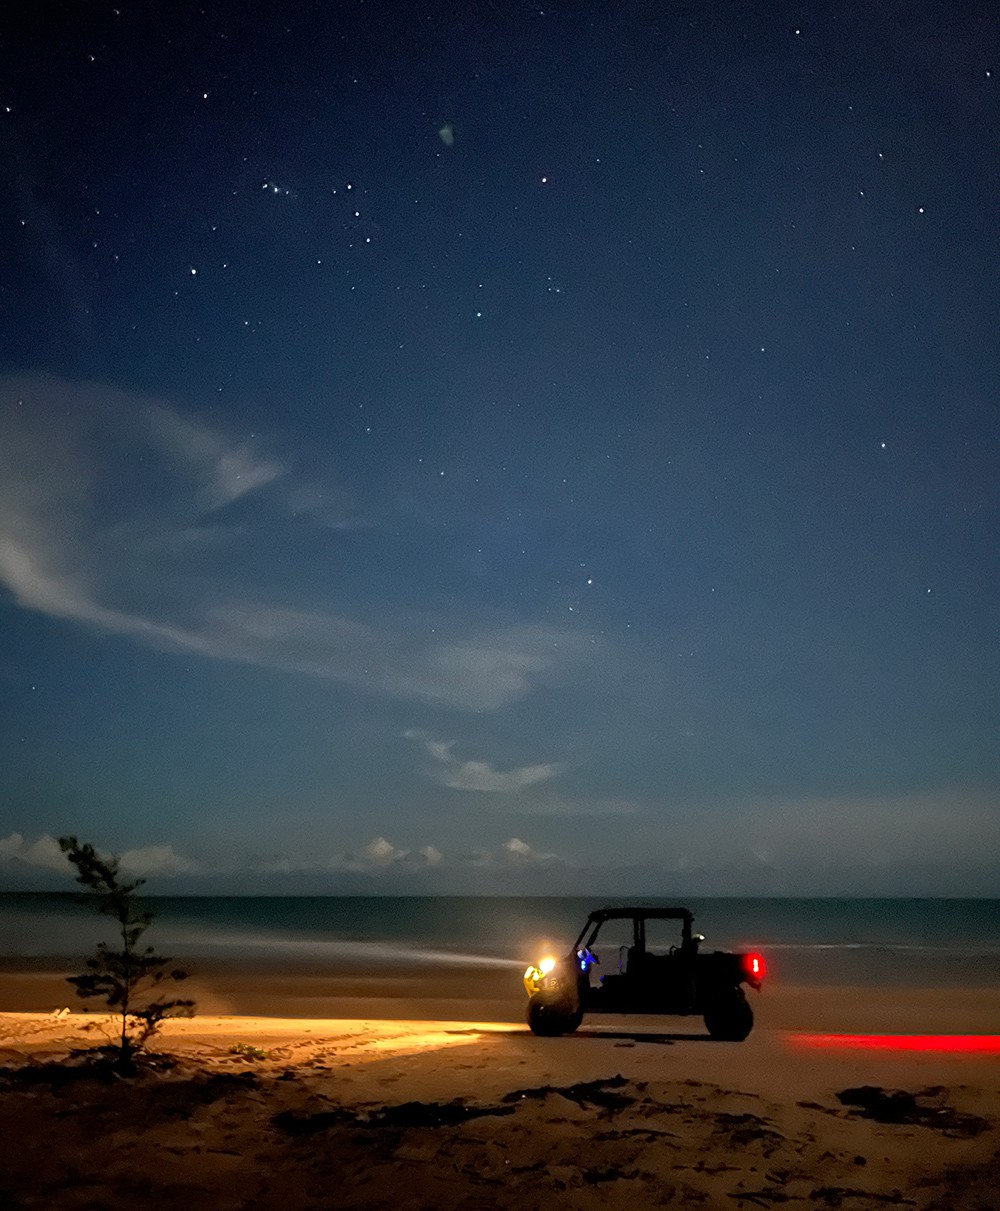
{"left": 788, "top": 1032, "right": 1000, "bottom": 1054}
{"left": 365, "top": 1024, "right": 506, "bottom": 1058}
{"left": 158, "top": 1015, "right": 518, "bottom": 1062}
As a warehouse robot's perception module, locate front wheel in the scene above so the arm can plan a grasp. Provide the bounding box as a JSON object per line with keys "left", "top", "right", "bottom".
{"left": 527, "top": 995, "right": 582, "bottom": 1037}
{"left": 703, "top": 991, "right": 754, "bottom": 1041}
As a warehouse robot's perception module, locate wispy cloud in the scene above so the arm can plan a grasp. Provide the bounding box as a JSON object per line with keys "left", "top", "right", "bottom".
{"left": 0, "top": 376, "right": 596, "bottom": 711}
{"left": 406, "top": 730, "right": 562, "bottom": 792}
{"left": 139, "top": 403, "right": 286, "bottom": 510}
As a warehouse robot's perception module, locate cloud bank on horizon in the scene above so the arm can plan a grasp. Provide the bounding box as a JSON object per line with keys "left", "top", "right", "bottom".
{"left": 0, "top": 830, "right": 562, "bottom": 886}
{"left": 3, "top": 781, "right": 999, "bottom": 897}
{"left": 0, "top": 832, "right": 195, "bottom": 879}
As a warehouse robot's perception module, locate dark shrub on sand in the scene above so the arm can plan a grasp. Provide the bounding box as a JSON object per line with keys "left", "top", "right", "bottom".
{"left": 58, "top": 836, "right": 196, "bottom": 1073}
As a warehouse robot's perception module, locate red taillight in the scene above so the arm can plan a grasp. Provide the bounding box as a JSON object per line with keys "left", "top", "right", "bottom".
{"left": 744, "top": 952, "right": 765, "bottom": 980}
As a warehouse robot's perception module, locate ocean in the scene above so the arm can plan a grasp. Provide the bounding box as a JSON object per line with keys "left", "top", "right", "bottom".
{"left": 2, "top": 894, "right": 998, "bottom": 989}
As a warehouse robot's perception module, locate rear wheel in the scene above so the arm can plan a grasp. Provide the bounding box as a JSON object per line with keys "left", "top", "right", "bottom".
{"left": 527, "top": 995, "right": 582, "bottom": 1037}
{"left": 703, "top": 990, "right": 753, "bottom": 1041}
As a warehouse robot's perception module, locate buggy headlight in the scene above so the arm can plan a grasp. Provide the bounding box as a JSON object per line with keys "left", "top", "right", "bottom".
{"left": 523, "top": 954, "right": 560, "bottom": 995}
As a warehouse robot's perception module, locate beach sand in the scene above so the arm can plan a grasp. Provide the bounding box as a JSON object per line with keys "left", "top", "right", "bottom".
{"left": 1, "top": 971, "right": 998, "bottom": 1209}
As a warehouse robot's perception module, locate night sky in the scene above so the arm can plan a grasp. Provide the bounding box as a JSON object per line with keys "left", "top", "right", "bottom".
{"left": 1, "top": 1, "right": 997, "bottom": 894}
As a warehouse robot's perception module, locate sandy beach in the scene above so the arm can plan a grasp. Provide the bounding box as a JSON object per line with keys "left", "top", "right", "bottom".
{"left": 1, "top": 970, "right": 998, "bottom": 1209}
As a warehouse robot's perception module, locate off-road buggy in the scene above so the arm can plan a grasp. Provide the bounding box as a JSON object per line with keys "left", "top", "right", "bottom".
{"left": 523, "top": 906, "right": 764, "bottom": 1040}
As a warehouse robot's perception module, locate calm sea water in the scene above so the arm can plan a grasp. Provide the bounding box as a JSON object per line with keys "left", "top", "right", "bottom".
{"left": 2, "top": 894, "right": 998, "bottom": 987}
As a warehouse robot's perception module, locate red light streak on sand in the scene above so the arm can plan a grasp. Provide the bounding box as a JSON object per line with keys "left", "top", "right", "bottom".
{"left": 788, "top": 1033, "right": 1000, "bottom": 1054}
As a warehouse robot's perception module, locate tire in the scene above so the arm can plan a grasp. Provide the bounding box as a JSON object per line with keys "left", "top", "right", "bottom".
{"left": 703, "top": 991, "right": 754, "bottom": 1041}
{"left": 527, "top": 995, "right": 582, "bottom": 1037}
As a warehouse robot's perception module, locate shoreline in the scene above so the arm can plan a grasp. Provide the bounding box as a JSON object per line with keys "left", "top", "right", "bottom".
{"left": 4, "top": 962, "right": 1000, "bottom": 1032}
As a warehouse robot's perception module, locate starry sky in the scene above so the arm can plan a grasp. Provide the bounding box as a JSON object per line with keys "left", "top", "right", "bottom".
{"left": 1, "top": 0, "right": 997, "bottom": 895}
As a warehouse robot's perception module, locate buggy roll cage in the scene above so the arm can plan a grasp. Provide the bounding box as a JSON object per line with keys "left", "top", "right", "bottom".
{"left": 573, "top": 907, "right": 696, "bottom": 954}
